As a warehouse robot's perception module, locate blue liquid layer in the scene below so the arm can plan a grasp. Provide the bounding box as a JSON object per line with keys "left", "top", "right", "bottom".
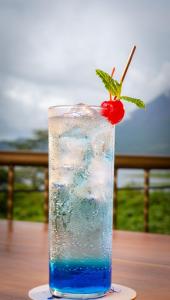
{"left": 49, "top": 259, "right": 111, "bottom": 294}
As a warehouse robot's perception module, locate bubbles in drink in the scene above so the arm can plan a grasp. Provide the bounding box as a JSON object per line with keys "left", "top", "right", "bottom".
{"left": 49, "top": 104, "right": 114, "bottom": 296}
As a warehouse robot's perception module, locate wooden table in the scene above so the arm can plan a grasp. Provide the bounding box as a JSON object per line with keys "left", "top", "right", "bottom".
{"left": 0, "top": 220, "right": 170, "bottom": 300}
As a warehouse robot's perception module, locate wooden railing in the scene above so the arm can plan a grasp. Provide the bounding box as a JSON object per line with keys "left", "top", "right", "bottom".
{"left": 0, "top": 152, "right": 48, "bottom": 223}
{"left": 0, "top": 151, "right": 170, "bottom": 231}
{"left": 113, "top": 156, "right": 170, "bottom": 232}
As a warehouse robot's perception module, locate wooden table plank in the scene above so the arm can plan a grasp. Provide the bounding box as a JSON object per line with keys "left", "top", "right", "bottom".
{"left": 0, "top": 220, "right": 170, "bottom": 300}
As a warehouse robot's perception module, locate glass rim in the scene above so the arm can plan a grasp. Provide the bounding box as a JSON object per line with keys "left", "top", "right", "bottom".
{"left": 48, "top": 104, "right": 100, "bottom": 110}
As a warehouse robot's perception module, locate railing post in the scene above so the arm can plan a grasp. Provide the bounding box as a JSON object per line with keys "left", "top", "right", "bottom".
{"left": 113, "top": 168, "right": 118, "bottom": 229}
{"left": 44, "top": 167, "right": 49, "bottom": 223}
{"left": 7, "top": 166, "right": 14, "bottom": 220}
{"left": 144, "top": 169, "right": 150, "bottom": 232}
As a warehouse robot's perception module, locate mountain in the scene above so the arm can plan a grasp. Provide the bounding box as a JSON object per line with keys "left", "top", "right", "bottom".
{"left": 0, "top": 141, "right": 16, "bottom": 151}
{"left": 0, "top": 93, "right": 170, "bottom": 156}
{"left": 115, "top": 92, "right": 170, "bottom": 155}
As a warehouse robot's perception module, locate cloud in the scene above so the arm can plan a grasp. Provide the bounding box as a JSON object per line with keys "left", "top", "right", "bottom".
{"left": 0, "top": 0, "right": 170, "bottom": 139}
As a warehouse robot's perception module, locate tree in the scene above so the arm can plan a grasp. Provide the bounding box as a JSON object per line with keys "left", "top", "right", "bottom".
{"left": 8, "top": 129, "right": 48, "bottom": 151}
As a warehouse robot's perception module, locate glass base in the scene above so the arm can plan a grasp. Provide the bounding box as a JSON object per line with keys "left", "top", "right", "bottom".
{"left": 50, "top": 287, "right": 108, "bottom": 299}
{"left": 28, "top": 283, "right": 137, "bottom": 300}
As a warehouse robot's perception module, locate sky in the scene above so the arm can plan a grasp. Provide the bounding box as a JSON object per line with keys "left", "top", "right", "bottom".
{"left": 0, "top": 0, "right": 170, "bottom": 140}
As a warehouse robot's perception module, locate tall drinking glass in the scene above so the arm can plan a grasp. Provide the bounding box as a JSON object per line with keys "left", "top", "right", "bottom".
{"left": 48, "top": 104, "right": 115, "bottom": 299}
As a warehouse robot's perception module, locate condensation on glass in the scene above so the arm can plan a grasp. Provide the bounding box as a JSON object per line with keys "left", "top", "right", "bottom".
{"left": 48, "top": 104, "right": 115, "bottom": 298}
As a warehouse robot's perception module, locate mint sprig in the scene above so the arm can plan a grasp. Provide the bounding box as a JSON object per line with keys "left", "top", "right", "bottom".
{"left": 96, "top": 69, "right": 122, "bottom": 98}
{"left": 120, "top": 96, "right": 145, "bottom": 108}
{"left": 96, "top": 69, "right": 145, "bottom": 109}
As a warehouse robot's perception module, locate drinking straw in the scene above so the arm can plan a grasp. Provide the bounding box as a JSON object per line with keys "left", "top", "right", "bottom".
{"left": 110, "top": 67, "right": 115, "bottom": 101}
{"left": 120, "top": 45, "right": 136, "bottom": 83}
{"left": 109, "top": 46, "right": 136, "bottom": 100}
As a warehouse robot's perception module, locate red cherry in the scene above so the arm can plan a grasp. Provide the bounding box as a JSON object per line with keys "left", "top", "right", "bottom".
{"left": 101, "top": 100, "right": 125, "bottom": 124}
{"left": 100, "top": 101, "right": 110, "bottom": 117}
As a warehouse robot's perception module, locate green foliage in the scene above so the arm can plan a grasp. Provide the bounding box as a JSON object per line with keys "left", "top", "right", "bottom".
{"left": 117, "top": 190, "right": 170, "bottom": 234}
{"left": 14, "top": 167, "right": 44, "bottom": 189}
{"left": 96, "top": 68, "right": 145, "bottom": 108}
{"left": 13, "top": 191, "right": 44, "bottom": 222}
{"left": 0, "top": 182, "right": 44, "bottom": 222}
{"left": 0, "top": 168, "right": 8, "bottom": 217}
{"left": 120, "top": 96, "right": 145, "bottom": 108}
{"left": 0, "top": 192, "right": 7, "bottom": 217}
{"left": 0, "top": 167, "right": 8, "bottom": 184}
{"left": 34, "top": 129, "right": 48, "bottom": 141}
{"left": 8, "top": 129, "right": 48, "bottom": 150}
{"left": 117, "top": 190, "right": 144, "bottom": 232}
{"left": 96, "top": 69, "right": 122, "bottom": 97}
{"left": 149, "top": 192, "right": 170, "bottom": 233}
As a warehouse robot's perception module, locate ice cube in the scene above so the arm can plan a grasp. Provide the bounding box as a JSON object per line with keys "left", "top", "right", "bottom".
{"left": 92, "top": 122, "right": 114, "bottom": 159}
{"left": 68, "top": 196, "right": 102, "bottom": 233}
{"left": 61, "top": 126, "right": 87, "bottom": 139}
{"left": 73, "top": 185, "right": 90, "bottom": 199}
{"left": 50, "top": 184, "right": 73, "bottom": 232}
{"left": 89, "top": 159, "right": 111, "bottom": 185}
{"left": 61, "top": 103, "right": 103, "bottom": 138}
{"left": 50, "top": 166, "right": 74, "bottom": 186}
{"left": 72, "top": 166, "right": 89, "bottom": 186}
{"left": 88, "top": 159, "right": 113, "bottom": 201}
{"left": 58, "top": 136, "right": 86, "bottom": 167}
{"left": 49, "top": 116, "right": 74, "bottom": 136}
{"left": 65, "top": 103, "right": 99, "bottom": 118}
{"left": 83, "top": 142, "right": 94, "bottom": 165}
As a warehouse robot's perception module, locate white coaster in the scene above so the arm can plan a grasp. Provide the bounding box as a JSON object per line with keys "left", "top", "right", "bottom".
{"left": 28, "top": 284, "right": 136, "bottom": 300}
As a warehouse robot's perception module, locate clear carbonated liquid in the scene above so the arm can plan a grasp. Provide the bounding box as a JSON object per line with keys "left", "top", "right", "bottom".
{"left": 48, "top": 104, "right": 114, "bottom": 297}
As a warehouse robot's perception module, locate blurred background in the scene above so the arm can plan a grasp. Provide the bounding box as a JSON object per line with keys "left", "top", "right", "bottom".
{"left": 0, "top": 0, "right": 170, "bottom": 233}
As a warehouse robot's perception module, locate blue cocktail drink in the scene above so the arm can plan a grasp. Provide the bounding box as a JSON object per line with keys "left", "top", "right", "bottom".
{"left": 48, "top": 104, "right": 114, "bottom": 298}
{"left": 49, "top": 258, "right": 111, "bottom": 294}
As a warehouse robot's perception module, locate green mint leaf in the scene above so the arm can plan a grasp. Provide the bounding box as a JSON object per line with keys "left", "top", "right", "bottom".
{"left": 96, "top": 69, "right": 122, "bottom": 97}
{"left": 114, "top": 80, "right": 122, "bottom": 98}
{"left": 120, "top": 96, "right": 145, "bottom": 108}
